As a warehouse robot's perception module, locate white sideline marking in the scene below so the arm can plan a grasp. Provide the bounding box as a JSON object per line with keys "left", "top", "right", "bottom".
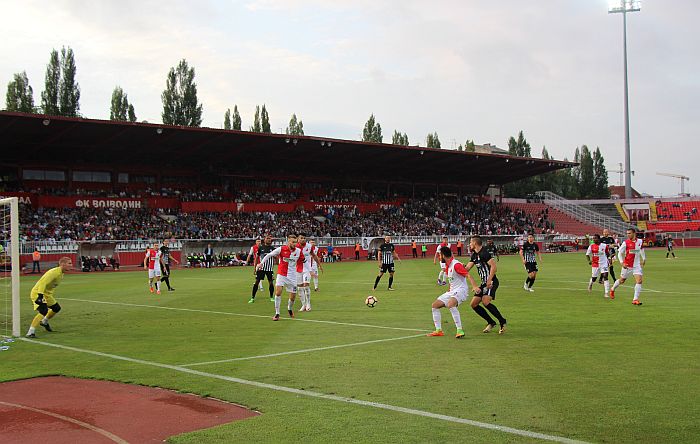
{"left": 19, "top": 339, "right": 590, "bottom": 444}
{"left": 180, "top": 334, "right": 425, "bottom": 367}
{"left": 61, "top": 298, "right": 430, "bottom": 333}
{"left": 0, "top": 400, "right": 129, "bottom": 444}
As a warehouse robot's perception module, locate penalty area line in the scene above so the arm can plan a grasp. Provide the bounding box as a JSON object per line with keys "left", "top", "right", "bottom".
{"left": 18, "top": 339, "right": 590, "bottom": 444}
{"left": 179, "top": 333, "right": 425, "bottom": 367}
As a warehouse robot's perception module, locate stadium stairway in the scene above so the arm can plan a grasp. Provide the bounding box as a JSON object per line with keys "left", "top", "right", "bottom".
{"left": 502, "top": 202, "right": 602, "bottom": 235}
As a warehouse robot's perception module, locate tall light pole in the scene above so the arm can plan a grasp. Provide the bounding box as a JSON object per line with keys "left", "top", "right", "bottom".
{"left": 609, "top": 0, "right": 640, "bottom": 199}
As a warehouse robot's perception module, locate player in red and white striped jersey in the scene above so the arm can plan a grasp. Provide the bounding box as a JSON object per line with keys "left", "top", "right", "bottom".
{"left": 143, "top": 241, "right": 165, "bottom": 295}
{"left": 427, "top": 246, "right": 468, "bottom": 339}
{"left": 586, "top": 234, "right": 611, "bottom": 297}
{"left": 433, "top": 236, "right": 451, "bottom": 286}
{"left": 610, "top": 228, "right": 647, "bottom": 305}
{"left": 257, "top": 234, "right": 305, "bottom": 320}
{"left": 247, "top": 238, "right": 264, "bottom": 292}
{"left": 296, "top": 234, "right": 323, "bottom": 312}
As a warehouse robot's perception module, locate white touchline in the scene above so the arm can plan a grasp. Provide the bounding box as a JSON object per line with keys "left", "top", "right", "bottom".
{"left": 19, "top": 339, "right": 590, "bottom": 444}
{"left": 61, "top": 298, "right": 430, "bottom": 333}
{"left": 0, "top": 401, "right": 129, "bottom": 444}
{"left": 179, "top": 334, "right": 425, "bottom": 367}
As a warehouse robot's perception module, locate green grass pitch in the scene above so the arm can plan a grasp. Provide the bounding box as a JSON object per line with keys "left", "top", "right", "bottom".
{"left": 2, "top": 248, "right": 699, "bottom": 443}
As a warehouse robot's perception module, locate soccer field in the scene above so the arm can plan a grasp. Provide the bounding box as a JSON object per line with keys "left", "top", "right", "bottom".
{"left": 3, "top": 249, "right": 699, "bottom": 443}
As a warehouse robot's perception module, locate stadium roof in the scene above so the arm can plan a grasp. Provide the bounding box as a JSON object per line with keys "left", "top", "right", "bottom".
{"left": 0, "top": 111, "right": 574, "bottom": 188}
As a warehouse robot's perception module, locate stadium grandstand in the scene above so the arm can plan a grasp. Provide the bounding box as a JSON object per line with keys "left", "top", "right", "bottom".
{"left": 1, "top": 111, "right": 697, "bottom": 269}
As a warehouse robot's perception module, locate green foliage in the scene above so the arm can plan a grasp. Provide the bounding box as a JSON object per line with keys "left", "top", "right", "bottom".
{"left": 362, "top": 114, "right": 383, "bottom": 143}
{"left": 286, "top": 113, "right": 304, "bottom": 135}
{"left": 392, "top": 130, "right": 409, "bottom": 146}
{"left": 250, "top": 106, "right": 261, "bottom": 132}
{"left": 5, "top": 71, "right": 34, "bottom": 112}
{"left": 231, "top": 105, "right": 241, "bottom": 130}
{"left": 261, "top": 104, "right": 271, "bottom": 133}
{"left": 593, "top": 147, "right": 610, "bottom": 198}
{"left": 224, "top": 109, "right": 231, "bottom": 130}
{"left": 58, "top": 46, "right": 80, "bottom": 117}
{"left": 426, "top": 132, "right": 441, "bottom": 149}
{"left": 41, "top": 49, "right": 60, "bottom": 115}
{"left": 161, "top": 59, "right": 203, "bottom": 126}
{"left": 110, "top": 86, "right": 134, "bottom": 121}
{"left": 465, "top": 140, "right": 476, "bottom": 152}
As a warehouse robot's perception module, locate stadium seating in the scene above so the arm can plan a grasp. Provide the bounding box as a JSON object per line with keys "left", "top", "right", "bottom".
{"left": 502, "top": 203, "right": 602, "bottom": 236}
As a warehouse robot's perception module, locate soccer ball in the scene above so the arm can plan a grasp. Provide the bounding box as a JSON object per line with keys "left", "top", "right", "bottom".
{"left": 365, "top": 295, "right": 378, "bottom": 308}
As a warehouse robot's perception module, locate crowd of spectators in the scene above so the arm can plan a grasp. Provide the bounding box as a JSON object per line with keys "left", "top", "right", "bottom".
{"left": 17, "top": 196, "right": 546, "bottom": 241}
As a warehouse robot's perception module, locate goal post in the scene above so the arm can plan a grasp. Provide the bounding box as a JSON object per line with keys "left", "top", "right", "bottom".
{"left": 0, "top": 197, "right": 20, "bottom": 337}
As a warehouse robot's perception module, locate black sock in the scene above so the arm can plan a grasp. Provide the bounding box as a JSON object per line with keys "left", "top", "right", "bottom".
{"left": 163, "top": 276, "right": 171, "bottom": 290}
{"left": 485, "top": 303, "right": 506, "bottom": 325}
{"left": 388, "top": 276, "right": 394, "bottom": 288}
{"left": 525, "top": 277, "right": 531, "bottom": 286}
{"left": 590, "top": 277, "right": 597, "bottom": 285}
{"left": 672, "top": 253, "right": 676, "bottom": 258}
{"left": 529, "top": 277, "right": 535, "bottom": 288}
{"left": 473, "top": 305, "right": 495, "bottom": 325}
{"left": 252, "top": 282, "right": 259, "bottom": 298}
{"left": 269, "top": 282, "right": 274, "bottom": 297}
{"left": 609, "top": 266, "right": 616, "bottom": 281}
{"left": 374, "top": 275, "right": 381, "bottom": 289}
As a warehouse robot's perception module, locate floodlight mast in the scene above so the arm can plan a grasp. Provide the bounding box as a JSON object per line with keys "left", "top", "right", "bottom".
{"left": 609, "top": 1, "right": 640, "bottom": 199}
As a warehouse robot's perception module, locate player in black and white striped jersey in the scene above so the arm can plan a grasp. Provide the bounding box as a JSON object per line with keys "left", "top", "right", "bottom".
{"left": 520, "top": 234, "right": 542, "bottom": 292}
{"left": 248, "top": 234, "right": 276, "bottom": 303}
{"left": 373, "top": 235, "right": 401, "bottom": 291}
{"left": 465, "top": 235, "right": 507, "bottom": 334}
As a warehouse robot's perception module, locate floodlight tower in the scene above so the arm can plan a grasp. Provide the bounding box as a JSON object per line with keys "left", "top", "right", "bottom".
{"left": 609, "top": 0, "right": 640, "bottom": 199}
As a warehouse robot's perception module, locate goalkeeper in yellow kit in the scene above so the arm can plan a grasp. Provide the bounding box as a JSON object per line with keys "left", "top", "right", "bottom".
{"left": 26, "top": 257, "right": 72, "bottom": 338}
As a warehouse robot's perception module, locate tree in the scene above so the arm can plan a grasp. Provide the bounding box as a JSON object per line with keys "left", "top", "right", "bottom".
{"left": 250, "top": 106, "right": 261, "bottom": 132}
{"left": 161, "top": 59, "right": 203, "bottom": 126}
{"left": 426, "top": 132, "right": 441, "bottom": 149}
{"left": 127, "top": 104, "right": 136, "bottom": 122}
{"left": 465, "top": 140, "right": 476, "bottom": 152}
{"left": 286, "top": 113, "right": 304, "bottom": 135}
{"left": 392, "top": 130, "right": 408, "bottom": 146}
{"left": 362, "top": 114, "right": 383, "bottom": 143}
{"left": 41, "top": 49, "right": 60, "bottom": 115}
{"left": 592, "top": 147, "right": 610, "bottom": 198}
{"left": 110, "top": 86, "right": 130, "bottom": 121}
{"left": 5, "top": 71, "right": 34, "bottom": 112}
{"left": 58, "top": 46, "right": 80, "bottom": 117}
{"left": 261, "top": 104, "right": 271, "bottom": 133}
{"left": 224, "top": 109, "right": 231, "bottom": 130}
{"left": 231, "top": 105, "right": 241, "bottom": 130}
{"left": 575, "top": 146, "right": 595, "bottom": 198}
{"left": 508, "top": 131, "right": 531, "bottom": 157}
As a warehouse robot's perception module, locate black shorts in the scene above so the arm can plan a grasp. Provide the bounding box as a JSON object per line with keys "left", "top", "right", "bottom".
{"left": 478, "top": 280, "right": 499, "bottom": 299}
{"left": 667, "top": 245, "right": 674, "bottom": 251}
{"left": 380, "top": 263, "right": 395, "bottom": 273}
{"left": 256, "top": 270, "right": 274, "bottom": 281}
{"left": 525, "top": 262, "right": 538, "bottom": 273}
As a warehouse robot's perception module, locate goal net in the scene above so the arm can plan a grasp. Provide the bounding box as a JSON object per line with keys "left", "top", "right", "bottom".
{"left": 0, "top": 197, "right": 20, "bottom": 341}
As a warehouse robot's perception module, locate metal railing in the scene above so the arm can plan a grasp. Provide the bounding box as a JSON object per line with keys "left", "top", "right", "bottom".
{"left": 536, "top": 191, "right": 632, "bottom": 234}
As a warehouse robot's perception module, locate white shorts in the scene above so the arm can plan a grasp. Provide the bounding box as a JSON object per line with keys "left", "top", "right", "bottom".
{"left": 621, "top": 266, "right": 643, "bottom": 279}
{"left": 591, "top": 264, "right": 609, "bottom": 277}
{"left": 437, "top": 289, "right": 468, "bottom": 306}
{"left": 276, "top": 274, "right": 297, "bottom": 293}
{"left": 297, "top": 271, "right": 311, "bottom": 285}
{"left": 310, "top": 266, "right": 318, "bottom": 276}
{"left": 148, "top": 268, "right": 162, "bottom": 279}
{"left": 440, "top": 262, "right": 447, "bottom": 271}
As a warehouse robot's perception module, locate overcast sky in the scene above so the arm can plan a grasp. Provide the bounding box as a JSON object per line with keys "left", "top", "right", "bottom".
{"left": 1, "top": 1, "right": 698, "bottom": 197}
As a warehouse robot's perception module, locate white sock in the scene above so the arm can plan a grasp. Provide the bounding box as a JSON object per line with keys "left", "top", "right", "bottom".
{"left": 604, "top": 281, "right": 610, "bottom": 295}
{"left": 305, "top": 287, "right": 311, "bottom": 308}
{"left": 27, "top": 326, "right": 36, "bottom": 335}
{"left": 298, "top": 288, "right": 306, "bottom": 307}
{"left": 432, "top": 308, "right": 442, "bottom": 330}
{"left": 313, "top": 276, "right": 318, "bottom": 289}
{"left": 438, "top": 271, "right": 444, "bottom": 282}
{"left": 612, "top": 280, "right": 621, "bottom": 291}
{"left": 155, "top": 281, "right": 160, "bottom": 291}
{"left": 41, "top": 316, "right": 48, "bottom": 323}
{"left": 274, "top": 296, "right": 281, "bottom": 314}
{"left": 259, "top": 282, "right": 264, "bottom": 291}
{"left": 449, "top": 307, "right": 462, "bottom": 330}
{"left": 288, "top": 298, "right": 294, "bottom": 311}
{"left": 634, "top": 283, "right": 642, "bottom": 301}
